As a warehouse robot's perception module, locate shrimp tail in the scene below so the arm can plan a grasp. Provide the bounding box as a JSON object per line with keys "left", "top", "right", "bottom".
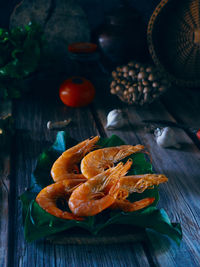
{"left": 113, "top": 144, "right": 144, "bottom": 162}
{"left": 110, "top": 197, "right": 155, "bottom": 212}
{"left": 62, "top": 136, "right": 100, "bottom": 158}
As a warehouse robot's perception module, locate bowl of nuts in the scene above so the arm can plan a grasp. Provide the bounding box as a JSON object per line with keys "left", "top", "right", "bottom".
{"left": 110, "top": 61, "right": 171, "bottom": 106}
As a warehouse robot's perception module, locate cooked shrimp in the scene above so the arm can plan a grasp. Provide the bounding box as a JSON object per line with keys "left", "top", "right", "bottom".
{"left": 51, "top": 136, "right": 100, "bottom": 182}
{"left": 36, "top": 178, "right": 86, "bottom": 221}
{"left": 81, "top": 144, "right": 144, "bottom": 179}
{"left": 110, "top": 174, "right": 168, "bottom": 212}
{"left": 68, "top": 161, "right": 132, "bottom": 217}
{"left": 111, "top": 198, "right": 155, "bottom": 212}
{"left": 116, "top": 174, "right": 168, "bottom": 194}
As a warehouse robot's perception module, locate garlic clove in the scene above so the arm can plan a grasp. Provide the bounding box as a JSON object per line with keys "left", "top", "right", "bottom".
{"left": 154, "top": 127, "right": 180, "bottom": 148}
{"left": 106, "top": 109, "right": 126, "bottom": 130}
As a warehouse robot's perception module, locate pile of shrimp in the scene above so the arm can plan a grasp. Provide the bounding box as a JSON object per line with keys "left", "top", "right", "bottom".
{"left": 36, "top": 136, "right": 168, "bottom": 220}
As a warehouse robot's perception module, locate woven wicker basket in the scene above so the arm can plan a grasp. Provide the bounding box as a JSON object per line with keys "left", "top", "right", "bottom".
{"left": 147, "top": 0, "right": 200, "bottom": 87}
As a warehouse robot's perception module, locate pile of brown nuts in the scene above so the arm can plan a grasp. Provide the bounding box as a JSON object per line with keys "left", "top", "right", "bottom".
{"left": 110, "top": 61, "right": 171, "bottom": 105}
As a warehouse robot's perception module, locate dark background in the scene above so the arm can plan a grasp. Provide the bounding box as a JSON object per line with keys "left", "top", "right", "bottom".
{"left": 0, "top": 0, "right": 161, "bottom": 29}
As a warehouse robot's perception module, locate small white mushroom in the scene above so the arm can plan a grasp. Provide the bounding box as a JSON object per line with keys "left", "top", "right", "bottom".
{"left": 154, "top": 127, "right": 180, "bottom": 148}
{"left": 106, "top": 109, "right": 126, "bottom": 130}
{"left": 47, "top": 119, "right": 71, "bottom": 130}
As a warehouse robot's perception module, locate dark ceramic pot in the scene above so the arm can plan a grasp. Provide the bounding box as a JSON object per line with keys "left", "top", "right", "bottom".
{"left": 94, "top": 4, "right": 148, "bottom": 65}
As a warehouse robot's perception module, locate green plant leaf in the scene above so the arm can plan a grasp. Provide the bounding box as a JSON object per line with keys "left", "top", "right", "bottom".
{"left": 21, "top": 132, "right": 182, "bottom": 244}
{"left": 0, "top": 22, "right": 44, "bottom": 99}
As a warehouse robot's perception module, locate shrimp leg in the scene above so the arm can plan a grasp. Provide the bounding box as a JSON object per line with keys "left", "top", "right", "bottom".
{"left": 36, "top": 178, "right": 86, "bottom": 221}
{"left": 51, "top": 136, "right": 99, "bottom": 182}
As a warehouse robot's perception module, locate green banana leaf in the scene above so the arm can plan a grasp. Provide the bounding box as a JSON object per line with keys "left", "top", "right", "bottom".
{"left": 20, "top": 131, "right": 182, "bottom": 244}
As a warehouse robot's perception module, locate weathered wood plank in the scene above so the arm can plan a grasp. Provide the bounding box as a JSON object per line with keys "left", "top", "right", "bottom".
{"left": 10, "top": 96, "right": 150, "bottom": 267}
{"left": 53, "top": 242, "right": 150, "bottom": 267}
{"left": 11, "top": 96, "right": 98, "bottom": 267}
{"left": 162, "top": 87, "right": 200, "bottom": 126}
{"left": 93, "top": 76, "right": 200, "bottom": 267}
{"left": 161, "top": 87, "right": 200, "bottom": 149}
{"left": 0, "top": 155, "right": 10, "bottom": 267}
{"left": 0, "top": 101, "right": 12, "bottom": 267}
{"left": 126, "top": 103, "right": 200, "bottom": 267}
{"left": 9, "top": 75, "right": 199, "bottom": 267}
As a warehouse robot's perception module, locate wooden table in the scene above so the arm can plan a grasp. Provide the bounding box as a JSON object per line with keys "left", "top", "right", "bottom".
{"left": 0, "top": 70, "right": 200, "bottom": 267}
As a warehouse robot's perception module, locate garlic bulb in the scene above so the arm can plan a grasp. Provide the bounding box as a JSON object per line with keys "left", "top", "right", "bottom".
{"left": 154, "top": 127, "right": 180, "bottom": 148}
{"left": 106, "top": 109, "right": 126, "bottom": 130}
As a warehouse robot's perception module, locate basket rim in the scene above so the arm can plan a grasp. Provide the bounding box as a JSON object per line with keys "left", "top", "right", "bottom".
{"left": 147, "top": 0, "right": 200, "bottom": 87}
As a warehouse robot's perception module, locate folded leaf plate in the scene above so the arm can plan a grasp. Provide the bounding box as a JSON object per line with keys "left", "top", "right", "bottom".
{"left": 21, "top": 132, "right": 182, "bottom": 244}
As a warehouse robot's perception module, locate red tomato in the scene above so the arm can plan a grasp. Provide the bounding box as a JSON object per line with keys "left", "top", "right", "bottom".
{"left": 196, "top": 129, "right": 200, "bottom": 141}
{"left": 59, "top": 77, "right": 95, "bottom": 107}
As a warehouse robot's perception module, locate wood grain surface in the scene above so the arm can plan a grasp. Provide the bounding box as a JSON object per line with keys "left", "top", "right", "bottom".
{"left": 1, "top": 71, "right": 200, "bottom": 267}
{"left": 0, "top": 155, "right": 10, "bottom": 267}
{"left": 0, "top": 101, "right": 12, "bottom": 267}
{"left": 7, "top": 96, "right": 153, "bottom": 267}
{"left": 92, "top": 76, "right": 200, "bottom": 267}
{"left": 0, "top": 0, "right": 199, "bottom": 266}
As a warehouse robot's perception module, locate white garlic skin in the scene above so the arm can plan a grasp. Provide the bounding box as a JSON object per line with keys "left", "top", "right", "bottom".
{"left": 154, "top": 127, "right": 180, "bottom": 148}
{"left": 106, "top": 109, "right": 126, "bottom": 130}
